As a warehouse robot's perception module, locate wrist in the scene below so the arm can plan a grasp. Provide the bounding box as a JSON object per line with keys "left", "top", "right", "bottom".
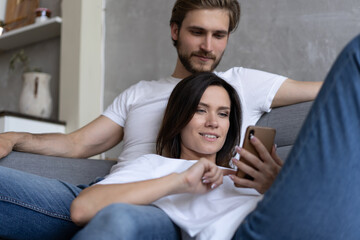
{"left": 167, "top": 172, "right": 188, "bottom": 195}
{"left": 4, "top": 132, "right": 28, "bottom": 150}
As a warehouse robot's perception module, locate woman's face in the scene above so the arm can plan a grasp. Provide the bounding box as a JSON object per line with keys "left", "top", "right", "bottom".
{"left": 180, "top": 85, "right": 231, "bottom": 162}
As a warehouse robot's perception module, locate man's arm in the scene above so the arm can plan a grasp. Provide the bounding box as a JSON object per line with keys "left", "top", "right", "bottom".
{"left": 271, "top": 79, "right": 323, "bottom": 108}
{"left": 0, "top": 115, "right": 124, "bottom": 159}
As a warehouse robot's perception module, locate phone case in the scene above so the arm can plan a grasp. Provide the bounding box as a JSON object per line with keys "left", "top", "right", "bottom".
{"left": 235, "top": 126, "right": 276, "bottom": 181}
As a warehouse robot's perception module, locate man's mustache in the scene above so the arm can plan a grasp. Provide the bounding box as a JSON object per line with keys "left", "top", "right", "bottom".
{"left": 191, "top": 51, "right": 216, "bottom": 60}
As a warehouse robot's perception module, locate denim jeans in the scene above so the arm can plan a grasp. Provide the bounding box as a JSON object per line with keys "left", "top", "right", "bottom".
{"left": 233, "top": 34, "right": 360, "bottom": 239}
{"left": 72, "top": 203, "right": 181, "bottom": 240}
{"left": 0, "top": 166, "right": 179, "bottom": 240}
{"left": 0, "top": 167, "right": 82, "bottom": 240}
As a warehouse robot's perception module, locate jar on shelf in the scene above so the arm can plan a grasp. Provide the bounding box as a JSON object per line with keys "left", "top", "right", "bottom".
{"left": 19, "top": 72, "right": 53, "bottom": 118}
{"left": 35, "top": 8, "right": 52, "bottom": 23}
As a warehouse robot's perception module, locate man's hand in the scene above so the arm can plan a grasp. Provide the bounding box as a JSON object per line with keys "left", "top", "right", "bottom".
{"left": 230, "top": 136, "right": 283, "bottom": 194}
{"left": 180, "top": 158, "right": 223, "bottom": 194}
{"left": 0, "top": 133, "right": 15, "bottom": 159}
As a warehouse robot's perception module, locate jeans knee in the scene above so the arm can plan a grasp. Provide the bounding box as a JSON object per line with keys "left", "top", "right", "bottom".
{"left": 93, "top": 203, "right": 141, "bottom": 236}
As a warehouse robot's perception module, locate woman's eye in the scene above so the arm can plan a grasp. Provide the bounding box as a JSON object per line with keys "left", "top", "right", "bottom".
{"left": 219, "top": 112, "right": 229, "bottom": 117}
{"left": 196, "top": 108, "right": 206, "bottom": 113}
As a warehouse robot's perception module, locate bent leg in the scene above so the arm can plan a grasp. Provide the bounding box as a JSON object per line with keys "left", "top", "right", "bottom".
{"left": 235, "top": 34, "right": 360, "bottom": 239}
{"left": 0, "top": 166, "right": 82, "bottom": 240}
{"left": 73, "top": 203, "right": 181, "bottom": 240}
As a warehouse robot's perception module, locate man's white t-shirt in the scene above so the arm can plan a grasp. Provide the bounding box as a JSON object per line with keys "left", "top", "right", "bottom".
{"left": 98, "top": 154, "right": 263, "bottom": 240}
{"left": 103, "top": 67, "right": 286, "bottom": 168}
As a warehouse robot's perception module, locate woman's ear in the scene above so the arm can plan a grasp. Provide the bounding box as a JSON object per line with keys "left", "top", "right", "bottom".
{"left": 170, "top": 23, "right": 179, "bottom": 41}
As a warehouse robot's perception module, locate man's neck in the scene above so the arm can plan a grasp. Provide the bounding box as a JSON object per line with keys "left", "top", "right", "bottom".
{"left": 171, "top": 58, "right": 192, "bottom": 79}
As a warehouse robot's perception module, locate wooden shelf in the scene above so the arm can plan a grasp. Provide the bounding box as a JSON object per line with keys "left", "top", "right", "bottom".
{"left": 0, "top": 16, "right": 62, "bottom": 52}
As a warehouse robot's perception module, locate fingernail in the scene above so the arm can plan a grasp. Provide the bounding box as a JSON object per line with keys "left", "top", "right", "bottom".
{"left": 235, "top": 146, "right": 241, "bottom": 152}
{"left": 232, "top": 158, "right": 239, "bottom": 163}
{"left": 202, "top": 178, "right": 209, "bottom": 184}
{"left": 211, "top": 183, "right": 217, "bottom": 189}
{"left": 274, "top": 144, "right": 278, "bottom": 150}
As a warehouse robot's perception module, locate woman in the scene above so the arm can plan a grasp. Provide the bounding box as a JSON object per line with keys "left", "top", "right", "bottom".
{"left": 71, "top": 72, "right": 251, "bottom": 239}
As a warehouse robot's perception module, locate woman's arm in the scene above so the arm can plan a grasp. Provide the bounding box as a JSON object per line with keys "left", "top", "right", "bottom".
{"left": 70, "top": 158, "right": 223, "bottom": 226}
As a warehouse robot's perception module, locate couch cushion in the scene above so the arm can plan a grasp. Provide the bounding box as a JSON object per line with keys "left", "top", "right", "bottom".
{"left": 256, "top": 101, "right": 312, "bottom": 160}
{"left": 0, "top": 151, "right": 116, "bottom": 185}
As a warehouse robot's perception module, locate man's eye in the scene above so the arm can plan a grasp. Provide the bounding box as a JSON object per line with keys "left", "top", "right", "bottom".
{"left": 214, "top": 34, "right": 226, "bottom": 39}
{"left": 191, "top": 31, "right": 202, "bottom": 36}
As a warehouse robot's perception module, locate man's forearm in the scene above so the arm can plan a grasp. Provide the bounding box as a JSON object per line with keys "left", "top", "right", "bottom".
{"left": 2, "top": 132, "right": 77, "bottom": 158}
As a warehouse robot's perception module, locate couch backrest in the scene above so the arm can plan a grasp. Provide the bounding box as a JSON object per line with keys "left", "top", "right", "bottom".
{"left": 256, "top": 101, "right": 312, "bottom": 160}
{"left": 0, "top": 101, "right": 312, "bottom": 185}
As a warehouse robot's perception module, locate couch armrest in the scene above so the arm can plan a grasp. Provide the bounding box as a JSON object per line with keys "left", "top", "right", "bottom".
{"left": 0, "top": 151, "right": 116, "bottom": 185}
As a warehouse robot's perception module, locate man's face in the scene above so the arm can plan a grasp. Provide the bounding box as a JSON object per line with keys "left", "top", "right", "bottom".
{"left": 172, "top": 9, "right": 230, "bottom": 75}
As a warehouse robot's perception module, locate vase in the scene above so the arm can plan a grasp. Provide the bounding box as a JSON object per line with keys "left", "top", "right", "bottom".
{"left": 19, "top": 72, "right": 53, "bottom": 118}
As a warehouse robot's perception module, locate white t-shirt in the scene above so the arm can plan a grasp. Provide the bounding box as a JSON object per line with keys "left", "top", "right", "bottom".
{"left": 98, "top": 154, "right": 263, "bottom": 240}
{"left": 103, "top": 67, "right": 286, "bottom": 167}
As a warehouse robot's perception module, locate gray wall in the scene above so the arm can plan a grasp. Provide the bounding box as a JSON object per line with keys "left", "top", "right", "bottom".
{"left": 0, "top": 0, "right": 62, "bottom": 120}
{"left": 104, "top": 0, "right": 360, "bottom": 159}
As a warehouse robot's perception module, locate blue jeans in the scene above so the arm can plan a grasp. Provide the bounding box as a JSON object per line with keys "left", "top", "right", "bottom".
{"left": 0, "top": 167, "right": 179, "bottom": 240}
{"left": 0, "top": 167, "right": 82, "bottom": 240}
{"left": 233, "top": 34, "right": 360, "bottom": 239}
{"left": 72, "top": 203, "right": 181, "bottom": 240}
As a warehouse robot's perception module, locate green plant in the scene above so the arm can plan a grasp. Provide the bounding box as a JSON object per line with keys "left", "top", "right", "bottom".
{"left": 9, "top": 49, "right": 42, "bottom": 73}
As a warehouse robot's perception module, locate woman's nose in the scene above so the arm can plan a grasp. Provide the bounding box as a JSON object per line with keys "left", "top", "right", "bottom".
{"left": 205, "top": 114, "right": 218, "bottom": 128}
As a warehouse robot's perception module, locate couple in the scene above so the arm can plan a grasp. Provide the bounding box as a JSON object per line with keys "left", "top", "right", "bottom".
{"left": 1, "top": 0, "right": 359, "bottom": 239}
{"left": 72, "top": 31, "right": 360, "bottom": 239}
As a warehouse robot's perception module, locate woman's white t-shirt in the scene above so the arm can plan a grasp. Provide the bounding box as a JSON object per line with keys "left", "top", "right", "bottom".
{"left": 98, "top": 154, "right": 263, "bottom": 240}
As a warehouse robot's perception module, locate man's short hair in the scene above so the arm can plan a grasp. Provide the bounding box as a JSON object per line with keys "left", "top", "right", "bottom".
{"left": 170, "top": 0, "right": 241, "bottom": 46}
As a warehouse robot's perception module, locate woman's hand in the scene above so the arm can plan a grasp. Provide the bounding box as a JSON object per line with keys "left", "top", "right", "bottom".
{"left": 230, "top": 136, "right": 283, "bottom": 194}
{"left": 179, "top": 158, "right": 223, "bottom": 194}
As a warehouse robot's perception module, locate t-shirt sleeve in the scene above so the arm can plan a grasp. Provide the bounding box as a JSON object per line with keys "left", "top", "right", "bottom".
{"left": 220, "top": 67, "right": 287, "bottom": 113}
{"left": 240, "top": 68, "right": 286, "bottom": 113}
{"left": 102, "top": 84, "right": 139, "bottom": 127}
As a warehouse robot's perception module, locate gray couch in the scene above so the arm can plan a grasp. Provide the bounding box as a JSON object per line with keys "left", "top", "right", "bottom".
{"left": 0, "top": 101, "right": 312, "bottom": 186}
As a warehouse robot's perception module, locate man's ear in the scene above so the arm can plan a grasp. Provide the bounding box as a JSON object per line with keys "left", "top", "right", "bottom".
{"left": 170, "top": 23, "right": 179, "bottom": 41}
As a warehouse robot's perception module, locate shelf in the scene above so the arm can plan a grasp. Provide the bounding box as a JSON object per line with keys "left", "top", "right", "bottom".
{"left": 0, "top": 111, "right": 66, "bottom": 134}
{"left": 0, "top": 16, "right": 62, "bottom": 52}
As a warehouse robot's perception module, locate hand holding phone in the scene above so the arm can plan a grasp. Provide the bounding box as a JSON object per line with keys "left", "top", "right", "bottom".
{"left": 235, "top": 126, "right": 276, "bottom": 181}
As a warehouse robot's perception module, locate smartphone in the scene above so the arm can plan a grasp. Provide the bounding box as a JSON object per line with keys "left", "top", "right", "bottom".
{"left": 235, "top": 126, "right": 276, "bottom": 182}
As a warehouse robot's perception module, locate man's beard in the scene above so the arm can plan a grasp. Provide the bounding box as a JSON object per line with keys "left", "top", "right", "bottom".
{"left": 177, "top": 45, "right": 224, "bottom": 74}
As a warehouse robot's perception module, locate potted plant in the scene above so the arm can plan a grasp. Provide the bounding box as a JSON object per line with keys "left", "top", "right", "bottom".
{"left": 9, "top": 49, "right": 53, "bottom": 118}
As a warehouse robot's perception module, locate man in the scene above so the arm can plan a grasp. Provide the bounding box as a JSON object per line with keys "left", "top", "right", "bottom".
{"left": 0, "top": 0, "right": 321, "bottom": 239}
